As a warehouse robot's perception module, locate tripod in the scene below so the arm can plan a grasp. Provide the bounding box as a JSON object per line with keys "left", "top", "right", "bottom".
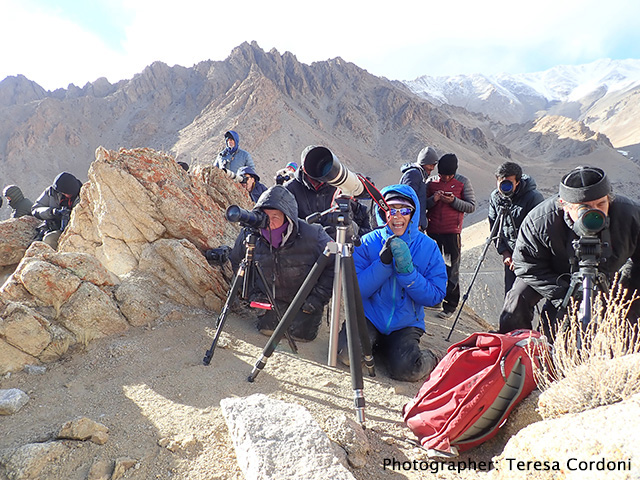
{"left": 446, "top": 199, "right": 515, "bottom": 341}
{"left": 203, "top": 230, "right": 296, "bottom": 366}
{"left": 247, "top": 198, "right": 375, "bottom": 425}
{"left": 557, "top": 236, "right": 609, "bottom": 347}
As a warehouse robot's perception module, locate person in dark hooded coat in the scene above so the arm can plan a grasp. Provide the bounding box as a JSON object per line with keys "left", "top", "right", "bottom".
{"left": 3, "top": 185, "right": 33, "bottom": 218}
{"left": 399, "top": 145, "right": 439, "bottom": 231}
{"left": 488, "top": 162, "right": 544, "bottom": 295}
{"left": 237, "top": 165, "right": 268, "bottom": 203}
{"left": 32, "top": 172, "right": 83, "bottom": 249}
{"left": 213, "top": 130, "right": 255, "bottom": 173}
{"left": 284, "top": 145, "right": 371, "bottom": 239}
{"left": 230, "top": 185, "right": 334, "bottom": 342}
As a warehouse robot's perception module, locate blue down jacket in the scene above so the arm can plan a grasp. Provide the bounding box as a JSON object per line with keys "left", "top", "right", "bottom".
{"left": 353, "top": 184, "right": 447, "bottom": 334}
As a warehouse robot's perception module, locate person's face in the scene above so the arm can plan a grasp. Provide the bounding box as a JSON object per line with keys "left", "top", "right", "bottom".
{"left": 497, "top": 175, "right": 519, "bottom": 192}
{"left": 440, "top": 173, "right": 455, "bottom": 182}
{"left": 385, "top": 203, "right": 413, "bottom": 236}
{"left": 263, "top": 208, "right": 286, "bottom": 229}
{"left": 226, "top": 137, "right": 236, "bottom": 149}
{"left": 243, "top": 175, "right": 256, "bottom": 192}
{"left": 563, "top": 196, "right": 610, "bottom": 223}
{"left": 422, "top": 164, "right": 436, "bottom": 175}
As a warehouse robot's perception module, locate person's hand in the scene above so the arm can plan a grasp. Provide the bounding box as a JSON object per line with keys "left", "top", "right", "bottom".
{"left": 502, "top": 252, "right": 515, "bottom": 270}
{"left": 52, "top": 207, "right": 68, "bottom": 217}
{"left": 302, "top": 297, "right": 322, "bottom": 315}
{"left": 389, "top": 237, "right": 414, "bottom": 273}
{"left": 440, "top": 192, "right": 455, "bottom": 204}
{"left": 379, "top": 236, "right": 394, "bottom": 264}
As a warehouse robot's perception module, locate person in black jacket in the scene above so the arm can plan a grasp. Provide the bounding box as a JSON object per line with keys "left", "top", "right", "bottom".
{"left": 488, "top": 162, "right": 544, "bottom": 295}
{"left": 32, "top": 172, "right": 83, "bottom": 249}
{"left": 237, "top": 165, "right": 267, "bottom": 203}
{"left": 230, "top": 185, "right": 334, "bottom": 342}
{"left": 284, "top": 146, "right": 371, "bottom": 239}
{"left": 399, "top": 145, "right": 438, "bottom": 232}
{"left": 498, "top": 166, "right": 640, "bottom": 335}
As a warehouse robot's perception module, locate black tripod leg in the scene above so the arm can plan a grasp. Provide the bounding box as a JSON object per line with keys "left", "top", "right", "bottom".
{"left": 248, "top": 247, "right": 332, "bottom": 382}
{"left": 445, "top": 210, "right": 504, "bottom": 341}
{"left": 252, "top": 262, "right": 298, "bottom": 354}
{"left": 203, "top": 263, "right": 245, "bottom": 365}
{"left": 342, "top": 255, "right": 366, "bottom": 425}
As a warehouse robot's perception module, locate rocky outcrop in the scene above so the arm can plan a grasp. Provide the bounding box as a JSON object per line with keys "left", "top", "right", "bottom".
{"left": 0, "top": 147, "right": 251, "bottom": 374}
{"left": 0, "top": 216, "right": 39, "bottom": 267}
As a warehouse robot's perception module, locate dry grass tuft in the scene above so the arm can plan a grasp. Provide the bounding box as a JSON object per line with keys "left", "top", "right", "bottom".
{"left": 534, "top": 280, "right": 640, "bottom": 419}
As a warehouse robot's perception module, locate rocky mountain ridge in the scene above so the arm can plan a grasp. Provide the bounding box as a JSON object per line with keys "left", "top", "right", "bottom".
{"left": 1, "top": 42, "right": 636, "bottom": 225}
{"left": 404, "top": 58, "right": 640, "bottom": 149}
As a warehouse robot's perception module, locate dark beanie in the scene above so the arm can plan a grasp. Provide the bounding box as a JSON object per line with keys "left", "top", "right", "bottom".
{"left": 559, "top": 166, "right": 611, "bottom": 203}
{"left": 438, "top": 153, "right": 458, "bottom": 175}
{"left": 417, "top": 146, "right": 438, "bottom": 166}
{"left": 53, "top": 172, "right": 81, "bottom": 197}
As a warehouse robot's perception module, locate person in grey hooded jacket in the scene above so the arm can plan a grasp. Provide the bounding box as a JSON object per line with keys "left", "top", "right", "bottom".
{"left": 230, "top": 185, "right": 334, "bottom": 341}
{"left": 32, "top": 172, "right": 83, "bottom": 249}
{"left": 213, "top": 130, "right": 255, "bottom": 173}
{"left": 3, "top": 185, "right": 33, "bottom": 218}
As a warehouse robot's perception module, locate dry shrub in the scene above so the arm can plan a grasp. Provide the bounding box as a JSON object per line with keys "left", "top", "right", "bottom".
{"left": 534, "top": 280, "right": 640, "bottom": 419}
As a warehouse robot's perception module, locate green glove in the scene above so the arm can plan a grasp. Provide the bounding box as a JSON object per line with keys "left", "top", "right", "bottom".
{"left": 390, "top": 237, "right": 414, "bottom": 274}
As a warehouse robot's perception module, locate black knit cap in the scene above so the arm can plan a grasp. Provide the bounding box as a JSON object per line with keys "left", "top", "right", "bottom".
{"left": 438, "top": 153, "right": 458, "bottom": 175}
{"left": 559, "top": 166, "right": 611, "bottom": 203}
{"left": 53, "top": 172, "right": 81, "bottom": 197}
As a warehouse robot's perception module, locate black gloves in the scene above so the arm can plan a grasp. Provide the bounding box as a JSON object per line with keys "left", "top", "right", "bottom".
{"left": 379, "top": 236, "right": 395, "bottom": 264}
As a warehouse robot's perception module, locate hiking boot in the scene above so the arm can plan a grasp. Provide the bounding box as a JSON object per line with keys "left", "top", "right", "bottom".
{"left": 289, "top": 311, "right": 321, "bottom": 342}
{"left": 256, "top": 313, "right": 278, "bottom": 337}
{"left": 438, "top": 310, "right": 454, "bottom": 319}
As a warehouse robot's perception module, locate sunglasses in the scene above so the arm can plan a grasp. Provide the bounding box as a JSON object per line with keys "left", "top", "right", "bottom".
{"left": 387, "top": 207, "right": 413, "bottom": 216}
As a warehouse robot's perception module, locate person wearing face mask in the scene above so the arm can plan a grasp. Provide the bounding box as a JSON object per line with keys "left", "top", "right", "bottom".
{"left": 336, "top": 184, "right": 447, "bottom": 382}
{"left": 498, "top": 165, "right": 640, "bottom": 335}
{"left": 229, "top": 185, "right": 334, "bottom": 342}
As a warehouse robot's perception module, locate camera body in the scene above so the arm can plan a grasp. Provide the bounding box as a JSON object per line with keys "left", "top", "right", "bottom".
{"left": 204, "top": 245, "right": 232, "bottom": 264}
{"left": 226, "top": 205, "right": 269, "bottom": 229}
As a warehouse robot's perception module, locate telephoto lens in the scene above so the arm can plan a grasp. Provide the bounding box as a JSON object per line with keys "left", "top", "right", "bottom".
{"left": 499, "top": 179, "right": 515, "bottom": 197}
{"left": 225, "top": 205, "right": 269, "bottom": 229}
{"left": 574, "top": 205, "right": 607, "bottom": 236}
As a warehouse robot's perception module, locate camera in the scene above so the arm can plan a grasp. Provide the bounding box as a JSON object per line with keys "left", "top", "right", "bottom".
{"left": 226, "top": 205, "right": 269, "bottom": 229}
{"left": 204, "top": 245, "right": 231, "bottom": 265}
{"left": 573, "top": 205, "right": 607, "bottom": 237}
{"left": 221, "top": 168, "right": 247, "bottom": 184}
{"left": 498, "top": 179, "right": 515, "bottom": 198}
{"left": 302, "top": 146, "right": 365, "bottom": 197}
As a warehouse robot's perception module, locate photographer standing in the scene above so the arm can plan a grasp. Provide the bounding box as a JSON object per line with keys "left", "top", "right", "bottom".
{"left": 488, "top": 162, "right": 544, "bottom": 296}
{"left": 229, "top": 185, "right": 334, "bottom": 342}
{"left": 32, "top": 172, "right": 83, "bottom": 249}
{"left": 498, "top": 166, "right": 640, "bottom": 335}
{"left": 213, "top": 130, "right": 255, "bottom": 173}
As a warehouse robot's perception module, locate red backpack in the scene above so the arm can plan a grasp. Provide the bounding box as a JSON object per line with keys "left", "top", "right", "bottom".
{"left": 402, "top": 329, "right": 549, "bottom": 457}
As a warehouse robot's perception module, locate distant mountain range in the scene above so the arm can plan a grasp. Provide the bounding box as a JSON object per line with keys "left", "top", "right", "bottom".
{"left": 0, "top": 42, "right": 638, "bottom": 223}
{"left": 403, "top": 58, "right": 640, "bottom": 149}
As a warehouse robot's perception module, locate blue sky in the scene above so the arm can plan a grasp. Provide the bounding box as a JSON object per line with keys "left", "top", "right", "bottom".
{"left": 2, "top": 0, "right": 639, "bottom": 91}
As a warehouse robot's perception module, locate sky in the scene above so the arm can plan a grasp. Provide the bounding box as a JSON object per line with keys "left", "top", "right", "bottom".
{"left": 2, "top": 0, "right": 640, "bottom": 92}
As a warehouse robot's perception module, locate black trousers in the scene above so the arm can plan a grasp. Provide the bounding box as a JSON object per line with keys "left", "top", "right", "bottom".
{"left": 338, "top": 320, "right": 431, "bottom": 382}
{"left": 429, "top": 233, "right": 461, "bottom": 313}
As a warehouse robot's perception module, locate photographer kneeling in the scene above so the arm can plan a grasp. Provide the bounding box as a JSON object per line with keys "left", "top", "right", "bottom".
{"left": 499, "top": 166, "right": 640, "bottom": 336}
{"left": 338, "top": 184, "right": 447, "bottom": 382}
{"left": 229, "top": 185, "right": 334, "bottom": 342}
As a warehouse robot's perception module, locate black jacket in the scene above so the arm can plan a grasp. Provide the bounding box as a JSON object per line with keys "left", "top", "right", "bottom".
{"left": 399, "top": 163, "right": 429, "bottom": 230}
{"left": 230, "top": 186, "right": 334, "bottom": 310}
{"left": 513, "top": 194, "right": 640, "bottom": 301}
{"left": 32, "top": 178, "right": 83, "bottom": 233}
{"left": 284, "top": 169, "right": 371, "bottom": 236}
{"left": 488, "top": 175, "right": 544, "bottom": 255}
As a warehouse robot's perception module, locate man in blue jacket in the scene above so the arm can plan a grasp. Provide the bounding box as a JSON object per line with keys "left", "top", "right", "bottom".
{"left": 338, "top": 184, "right": 448, "bottom": 382}
{"left": 213, "top": 130, "right": 255, "bottom": 173}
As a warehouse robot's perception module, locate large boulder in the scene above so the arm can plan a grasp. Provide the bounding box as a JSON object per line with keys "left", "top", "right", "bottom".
{"left": 0, "top": 216, "right": 39, "bottom": 267}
